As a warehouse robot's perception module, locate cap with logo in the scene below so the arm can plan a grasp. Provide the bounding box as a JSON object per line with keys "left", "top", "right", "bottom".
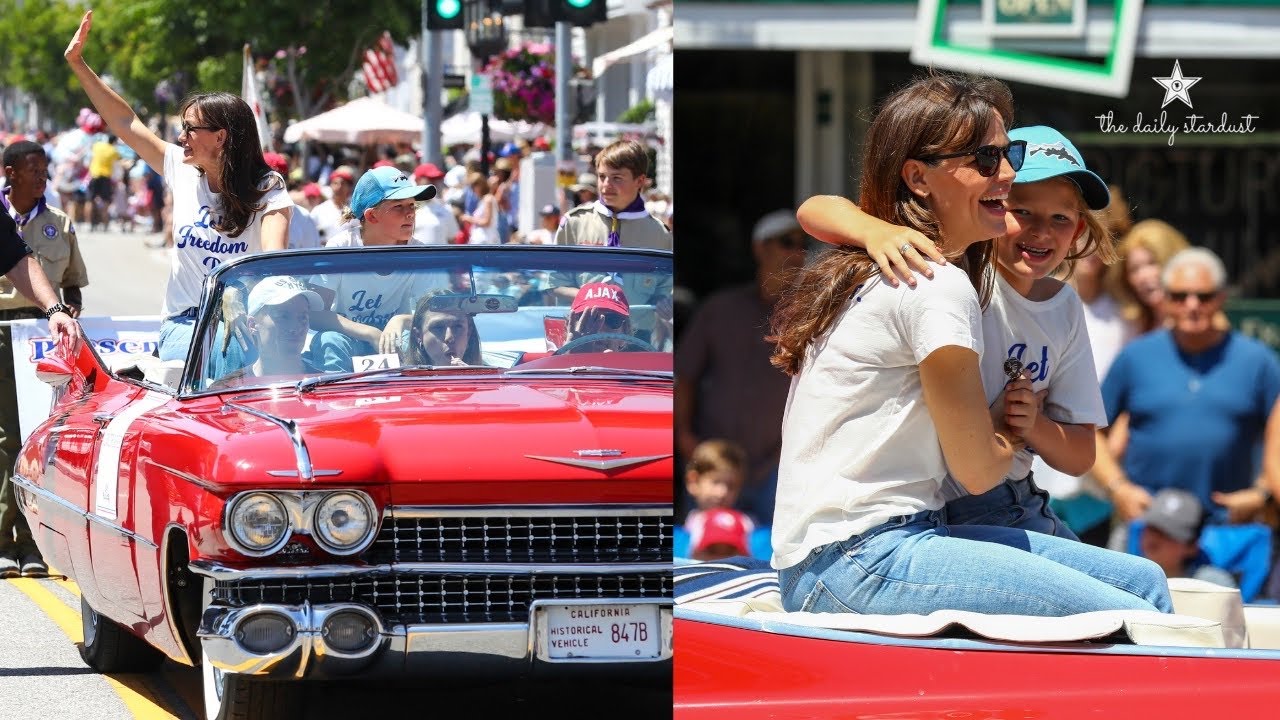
{"left": 1141, "top": 488, "right": 1206, "bottom": 544}
{"left": 1009, "top": 125, "right": 1110, "bottom": 211}
{"left": 248, "top": 276, "right": 325, "bottom": 317}
{"left": 571, "top": 282, "right": 630, "bottom": 316}
{"left": 350, "top": 166, "right": 437, "bottom": 220}
{"left": 539, "top": 204, "right": 560, "bottom": 216}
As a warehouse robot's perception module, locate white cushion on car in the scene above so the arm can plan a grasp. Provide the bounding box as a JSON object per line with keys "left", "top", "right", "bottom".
{"left": 1242, "top": 605, "right": 1280, "bottom": 650}
{"left": 1167, "top": 576, "right": 1248, "bottom": 648}
{"left": 679, "top": 600, "right": 1225, "bottom": 648}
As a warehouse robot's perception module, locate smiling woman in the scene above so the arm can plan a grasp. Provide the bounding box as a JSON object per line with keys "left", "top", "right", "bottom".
{"left": 62, "top": 9, "right": 293, "bottom": 366}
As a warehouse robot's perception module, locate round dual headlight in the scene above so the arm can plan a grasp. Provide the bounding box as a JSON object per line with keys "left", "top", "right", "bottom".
{"left": 313, "top": 492, "right": 374, "bottom": 554}
{"left": 228, "top": 493, "right": 290, "bottom": 554}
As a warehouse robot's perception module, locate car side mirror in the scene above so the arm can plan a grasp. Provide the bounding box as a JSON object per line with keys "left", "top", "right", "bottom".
{"left": 35, "top": 353, "right": 74, "bottom": 388}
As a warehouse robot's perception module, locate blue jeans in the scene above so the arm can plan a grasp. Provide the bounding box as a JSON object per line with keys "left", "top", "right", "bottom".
{"left": 944, "top": 472, "right": 1079, "bottom": 541}
{"left": 306, "top": 331, "right": 372, "bottom": 373}
{"left": 158, "top": 311, "right": 196, "bottom": 361}
{"left": 778, "top": 511, "right": 1172, "bottom": 616}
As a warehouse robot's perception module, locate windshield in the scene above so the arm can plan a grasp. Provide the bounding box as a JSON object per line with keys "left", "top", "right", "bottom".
{"left": 182, "top": 246, "right": 673, "bottom": 395}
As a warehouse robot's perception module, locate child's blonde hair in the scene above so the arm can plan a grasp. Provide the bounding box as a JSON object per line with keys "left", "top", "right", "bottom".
{"left": 1031, "top": 177, "right": 1118, "bottom": 280}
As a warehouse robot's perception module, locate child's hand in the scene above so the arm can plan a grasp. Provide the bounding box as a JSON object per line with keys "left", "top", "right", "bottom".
{"left": 1003, "top": 378, "right": 1047, "bottom": 438}
{"left": 866, "top": 226, "right": 946, "bottom": 289}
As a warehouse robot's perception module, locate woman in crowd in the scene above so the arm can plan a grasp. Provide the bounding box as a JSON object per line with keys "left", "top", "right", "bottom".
{"left": 64, "top": 10, "right": 292, "bottom": 363}
{"left": 1107, "top": 218, "right": 1191, "bottom": 337}
{"left": 769, "top": 72, "right": 1171, "bottom": 617}
{"left": 461, "top": 173, "right": 500, "bottom": 245}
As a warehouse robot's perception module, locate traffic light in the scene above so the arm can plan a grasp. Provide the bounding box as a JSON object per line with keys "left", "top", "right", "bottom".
{"left": 523, "top": 0, "right": 607, "bottom": 27}
{"left": 557, "top": 0, "right": 607, "bottom": 26}
{"left": 427, "top": 0, "right": 465, "bottom": 30}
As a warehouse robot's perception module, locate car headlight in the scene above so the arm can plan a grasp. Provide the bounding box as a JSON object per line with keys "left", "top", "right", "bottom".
{"left": 228, "top": 493, "right": 290, "bottom": 554}
{"left": 313, "top": 492, "right": 374, "bottom": 554}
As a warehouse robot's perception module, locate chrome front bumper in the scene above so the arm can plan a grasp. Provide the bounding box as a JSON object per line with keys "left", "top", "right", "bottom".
{"left": 197, "top": 598, "right": 673, "bottom": 679}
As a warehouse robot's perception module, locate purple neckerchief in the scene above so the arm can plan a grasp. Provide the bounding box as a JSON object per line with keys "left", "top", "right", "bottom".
{"left": 0, "top": 187, "right": 45, "bottom": 232}
{"left": 592, "top": 196, "right": 649, "bottom": 247}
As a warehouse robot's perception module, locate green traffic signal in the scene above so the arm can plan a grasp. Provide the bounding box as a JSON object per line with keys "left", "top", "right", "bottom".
{"left": 437, "top": 0, "right": 461, "bottom": 19}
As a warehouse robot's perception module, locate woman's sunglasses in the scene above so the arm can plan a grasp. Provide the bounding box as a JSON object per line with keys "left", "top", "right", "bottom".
{"left": 916, "top": 140, "right": 1027, "bottom": 178}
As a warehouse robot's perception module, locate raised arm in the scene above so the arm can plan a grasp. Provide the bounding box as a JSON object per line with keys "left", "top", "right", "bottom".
{"left": 64, "top": 11, "right": 167, "bottom": 174}
{"left": 796, "top": 195, "right": 946, "bottom": 287}
{"left": 919, "top": 345, "right": 1016, "bottom": 495}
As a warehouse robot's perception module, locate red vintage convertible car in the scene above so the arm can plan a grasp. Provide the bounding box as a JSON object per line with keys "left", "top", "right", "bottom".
{"left": 14, "top": 245, "right": 673, "bottom": 720}
{"left": 674, "top": 559, "right": 1280, "bottom": 718}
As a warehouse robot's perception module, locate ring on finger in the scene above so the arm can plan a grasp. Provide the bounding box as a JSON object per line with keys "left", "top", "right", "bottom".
{"left": 898, "top": 242, "right": 913, "bottom": 255}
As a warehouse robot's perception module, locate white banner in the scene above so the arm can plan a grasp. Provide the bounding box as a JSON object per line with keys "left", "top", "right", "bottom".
{"left": 9, "top": 316, "right": 162, "bottom": 442}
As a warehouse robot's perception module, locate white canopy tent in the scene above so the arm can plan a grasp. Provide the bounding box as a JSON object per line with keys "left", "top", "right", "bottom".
{"left": 283, "top": 96, "right": 424, "bottom": 145}
{"left": 439, "top": 112, "right": 548, "bottom": 147}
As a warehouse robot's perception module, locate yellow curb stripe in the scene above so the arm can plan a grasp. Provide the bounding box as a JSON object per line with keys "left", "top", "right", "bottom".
{"left": 10, "top": 578, "right": 179, "bottom": 720}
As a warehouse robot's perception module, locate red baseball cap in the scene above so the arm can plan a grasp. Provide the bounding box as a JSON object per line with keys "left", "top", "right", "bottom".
{"left": 689, "top": 509, "right": 752, "bottom": 557}
{"left": 372, "top": 159, "right": 396, "bottom": 169}
{"left": 413, "top": 163, "right": 445, "bottom": 180}
{"left": 571, "top": 283, "right": 629, "bottom": 316}
{"left": 330, "top": 166, "right": 355, "bottom": 183}
{"left": 301, "top": 182, "right": 322, "bottom": 200}
{"left": 533, "top": 136, "right": 551, "bottom": 151}
{"left": 262, "top": 152, "right": 288, "bottom": 175}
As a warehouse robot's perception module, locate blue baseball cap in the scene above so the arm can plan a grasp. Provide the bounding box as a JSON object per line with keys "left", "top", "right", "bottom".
{"left": 349, "top": 166, "right": 436, "bottom": 220}
{"left": 1009, "top": 126, "right": 1110, "bottom": 211}
{"left": 498, "top": 142, "right": 521, "bottom": 157}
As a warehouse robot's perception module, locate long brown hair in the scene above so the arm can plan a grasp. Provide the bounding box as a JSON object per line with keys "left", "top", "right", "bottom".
{"left": 177, "top": 92, "right": 283, "bottom": 238}
{"left": 770, "top": 72, "right": 1013, "bottom": 375}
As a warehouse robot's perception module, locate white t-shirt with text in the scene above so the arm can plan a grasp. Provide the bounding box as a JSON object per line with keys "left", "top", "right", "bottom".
{"left": 940, "top": 273, "right": 1108, "bottom": 500}
{"left": 771, "top": 263, "right": 983, "bottom": 570}
{"left": 162, "top": 143, "right": 292, "bottom": 316}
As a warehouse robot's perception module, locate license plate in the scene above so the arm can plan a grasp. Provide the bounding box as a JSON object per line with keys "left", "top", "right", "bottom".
{"left": 543, "top": 603, "right": 661, "bottom": 660}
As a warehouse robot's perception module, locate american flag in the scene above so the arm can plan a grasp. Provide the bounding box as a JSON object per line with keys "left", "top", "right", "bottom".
{"left": 362, "top": 31, "right": 400, "bottom": 94}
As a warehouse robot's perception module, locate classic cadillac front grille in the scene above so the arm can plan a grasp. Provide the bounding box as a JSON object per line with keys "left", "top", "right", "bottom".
{"left": 212, "top": 571, "right": 672, "bottom": 624}
{"left": 367, "top": 513, "right": 673, "bottom": 564}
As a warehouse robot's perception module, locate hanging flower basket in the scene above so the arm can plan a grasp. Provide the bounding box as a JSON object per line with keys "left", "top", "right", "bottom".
{"left": 483, "top": 42, "right": 580, "bottom": 126}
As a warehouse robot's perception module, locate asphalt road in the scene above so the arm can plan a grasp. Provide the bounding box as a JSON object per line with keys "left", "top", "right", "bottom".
{"left": 4, "top": 224, "right": 673, "bottom": 720}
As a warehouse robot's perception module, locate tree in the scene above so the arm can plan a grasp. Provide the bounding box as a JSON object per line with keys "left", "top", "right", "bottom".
{"left": 0, "top": 0, "right": 87, "bottom": 124}
{"left": 0, "top": 0, "right": 421, "bottom": 126}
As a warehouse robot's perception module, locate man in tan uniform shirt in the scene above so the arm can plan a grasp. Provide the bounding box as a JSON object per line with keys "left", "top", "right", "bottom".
{"left": 0, "top": 140, "right": 89, "bottom": 577}
{"left": 554, "top": 139, "right": 672, "bottom": 250}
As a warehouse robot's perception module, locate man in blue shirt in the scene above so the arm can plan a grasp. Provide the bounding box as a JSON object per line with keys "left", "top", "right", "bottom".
{"left": 1095, "top": 247, "right": 1280, "bottom": 549}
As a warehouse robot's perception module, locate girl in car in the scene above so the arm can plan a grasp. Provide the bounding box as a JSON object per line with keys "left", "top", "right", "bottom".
{"left": 401, "top": 292, "right": 484, "bottom": 367}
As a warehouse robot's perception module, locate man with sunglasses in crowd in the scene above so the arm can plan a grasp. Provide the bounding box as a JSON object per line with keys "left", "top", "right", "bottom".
{"left": 1093, "top": 246, "right": 1280, "bottom": 559}
{"left": 675, "top": 209, "right": 809, "bottom": 527}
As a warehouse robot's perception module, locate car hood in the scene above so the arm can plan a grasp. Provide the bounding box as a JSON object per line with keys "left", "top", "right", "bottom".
{"left": 186, "top": 378, "right": 672, "bottom": 505}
